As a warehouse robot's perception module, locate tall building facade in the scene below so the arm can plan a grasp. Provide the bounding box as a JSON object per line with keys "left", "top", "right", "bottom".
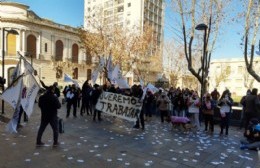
{"left": 0, "top": 2, "right": 92, "bottom": 87}
{"left": 84, "top": 0, "right": 165, "bottom": 50}
{"left": 84, "top": 0, "right": 165, "bottom": 84}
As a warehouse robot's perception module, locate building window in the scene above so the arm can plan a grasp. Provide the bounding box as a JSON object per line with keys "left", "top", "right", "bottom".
{"left": 55, "top": 40, "right": 63, "bottom": 61}
{"left": 27, "top": 34, "right": 37, "bottom": 58}
{"left": 7, "top": 33, "right": 17, "bottom": 56}
{"left": 117, "top": 6, "right": 124, "bottom": 13}
{"left": 72, "top": 43, "right": 79, "bottom": 63}
{"left": 45, "top": 43, "right": 48, "bottom": 52}
{"left": 128, "top": 3, "right": 131, "bottom": 7}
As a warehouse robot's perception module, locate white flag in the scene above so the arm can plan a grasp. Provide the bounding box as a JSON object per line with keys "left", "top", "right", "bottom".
{"left": 5, "top": 103, "right": 21, "bottom": 133}
{"left": 98, "top": 57, "right": 105, "bottom": 72}
{"left": 0, "top": 76, "right": 23, "bottom": 109}
{"left": 20, "top": 73, "right": 40, "bottom": 117}
{"left": 111, "top": 64, "right": 120, "bottom": 85}
{"left": 18, "top": 52, "right": 34, "bottom": 75}
{"left": 116, "top": 73, "right": 130, "bottom": 89}
{"left": 106, "top": 55, "right": 113, "bottom": 80}
{"left": 91, "top": 69, "right": 99, "bottom": 85}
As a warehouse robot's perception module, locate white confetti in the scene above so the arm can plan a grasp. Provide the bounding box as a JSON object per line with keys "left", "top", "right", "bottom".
{"left": 171, "top": 157, "right": 177, "bottom": 161}
{"left": 67, "top": 157, "right": 73, "bottom": 160}
{"left": 125, "top": 162, "right": 130, "bottom": 166}
{"left": 107, "top": 159, "right": 112, "bottom": 162}
{"left": 95, "top": 154, "right": 101, "bottom": 157}
{"left": 77, "top": 159, "right": 84, "bottom": 163}
{"left": 117, "top": 158, "right": 123, "bottom": 161}
{"left": 25, "top": 159, "right": 31, "bottom": 162}
{"left": 33, "top": 152, "right": 40, "bottom": 156}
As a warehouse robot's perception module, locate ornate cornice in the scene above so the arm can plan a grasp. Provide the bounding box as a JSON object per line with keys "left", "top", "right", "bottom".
{"left": 0, "top": 18, "right": 79, "bottom": 36}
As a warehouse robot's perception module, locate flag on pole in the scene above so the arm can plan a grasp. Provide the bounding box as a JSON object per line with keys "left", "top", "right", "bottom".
{"left": 18, "top": 52, "right": 34, "bottom": 75}
{"left": 64, "top": 73, "right": 80, "bottom": 88}
{"left": 146, "top": 83, "right": 159, "bottom": 93}
{"left": 0, "top": 75, "right": 23, "bottom": 109}
{"left": 91, "top": 69, "right": 99, "bottom": 85}
{"left": 111, "top": 64, "right": 120, "bottom": 85}
{"left": 20, "top": 73, "right": 40, "bottom": 117}
{"left": 111, "top": 64, "right": 129, "bottom": 88}
{"left": 106, "top": 55, "right": 113, "bottom": 80}
{"left": 5, "top": 103, "right": 22, "bottom": 133}
{"left": 98, "top": 57, "right": 105, "bottom": 72}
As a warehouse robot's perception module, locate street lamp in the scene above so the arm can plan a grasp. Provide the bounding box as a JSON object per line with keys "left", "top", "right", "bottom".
{"left": 1, "top": 28, "right": 19, "bottom": 114}
{"left": 195, "top": 23, "right": 208, "bottom": 102}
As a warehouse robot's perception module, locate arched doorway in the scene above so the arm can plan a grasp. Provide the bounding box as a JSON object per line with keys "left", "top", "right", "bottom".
{"left": 55, "top": 40, "right": 63, "bottom": 61}
{"left": 26, "top": 34, "right": 37, "bottom": 58}
{"left": 7, "top": 34, "right": 17, "bottom": 56}
{"left": 72, "top": 43, "right": 79, "bottom": 63}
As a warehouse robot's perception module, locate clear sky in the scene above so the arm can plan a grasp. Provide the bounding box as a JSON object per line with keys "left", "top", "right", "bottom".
{"left": 7, "top": 0, "right": 256, "bottom": 60}
{"left": 8, "top": 0, "right": 84, "bottom": 28}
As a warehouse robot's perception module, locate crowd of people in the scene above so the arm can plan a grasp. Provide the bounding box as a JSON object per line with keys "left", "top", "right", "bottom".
{"left": 35, "top": 80, "right": 260, "bottom": 150}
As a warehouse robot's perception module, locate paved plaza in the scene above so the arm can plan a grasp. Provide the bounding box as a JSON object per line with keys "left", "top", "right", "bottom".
{"left": 0, "top": 101, "right": 260, "bottom": 168}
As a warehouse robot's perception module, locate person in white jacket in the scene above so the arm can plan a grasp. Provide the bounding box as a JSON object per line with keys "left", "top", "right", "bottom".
{"left": 218, "top": 90, "right": 233, "bottom": 136}
{"left": 188, "top": 91, "right": 201, "bottom": 130}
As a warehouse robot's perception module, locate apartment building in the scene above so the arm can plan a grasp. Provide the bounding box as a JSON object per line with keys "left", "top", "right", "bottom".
{"left": 84, "top": 0, "right": 165, "bottom": 49}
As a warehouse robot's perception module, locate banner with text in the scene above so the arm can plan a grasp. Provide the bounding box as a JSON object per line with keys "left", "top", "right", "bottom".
{"left": 95, "top": 92, "right": 143, "bottom": 122}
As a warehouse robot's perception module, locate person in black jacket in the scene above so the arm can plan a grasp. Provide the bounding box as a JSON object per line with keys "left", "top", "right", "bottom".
{"left": 36, "top": 86, "right": 61, "bottom": 147}
{"left": 66, "top": 84, "right": 78, "bottom": 118}
{"left": 92, "top": 84, "right": 102, "bottom": 121}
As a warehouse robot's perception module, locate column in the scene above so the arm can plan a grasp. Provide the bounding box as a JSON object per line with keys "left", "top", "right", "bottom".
{"left": 36, "top": 33, "right": 41, "bottom": 59}
{"left": 22, "top": 30, "right": 26, "bottom": 54}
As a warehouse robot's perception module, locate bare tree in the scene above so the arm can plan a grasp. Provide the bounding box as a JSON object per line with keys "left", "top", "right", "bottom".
{"left": 80, "top": 11, "right": 161, "bottom": 83}
{"left": 243, "top": 0, "right": 260, "bottom": 81}
{"left": 170, "top": 0, "right": 230, "bottom": 95}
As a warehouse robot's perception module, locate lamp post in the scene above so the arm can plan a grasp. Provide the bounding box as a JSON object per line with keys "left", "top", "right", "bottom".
{"left": 195, "top": 23, "right": 208, "bottom": 102}
{"left": 1, "top": 28, "right": 19, "bottom": 114}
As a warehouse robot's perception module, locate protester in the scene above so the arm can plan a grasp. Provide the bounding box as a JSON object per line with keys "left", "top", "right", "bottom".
{"left": 132, "top": 85, "right": 145, "bottom": 130}
{"left": 92, "top": 84, "right": 102, "bottom": 121}
{"left": 202, "top": 93, "right": 215, "bottom": 134}
{"left": 36, "top": 86, "right": 61, "bottom": 147}
{"left": 239, "top": 89, "right": 251, "bottom": 129}
{"left": 187, "top": 91, "right": 201, "bottom": 130}
{"left": 241, "top": 88, "right": 260, "bottom": 135}
{"left": 156, "top": 92, "right": 170, "bottom": 123}
{"left": 66, "top": 84, "right": 78, "bottom": 118}
{"left": 211, "top": 88, "right": 220, "bottom": 105}
{"left": 80, "top": 80, "right": 93, "bottom": 116}
{"left": 218, "top": 90, "right": 233, "bottom": 136}
{"left": 144, "top": 90, "right": 154, "bottom": 120}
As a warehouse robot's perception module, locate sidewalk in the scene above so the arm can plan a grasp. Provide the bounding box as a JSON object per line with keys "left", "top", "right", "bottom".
{"left": 0, "top": 101, "right": 259, "bottom": 168}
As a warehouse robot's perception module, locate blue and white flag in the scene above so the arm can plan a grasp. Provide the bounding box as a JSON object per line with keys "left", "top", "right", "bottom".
{"left": 146, "top": 83, "right": 159, "bottom": 93}
{"left": 64, "top": 73, "right": 80, "bottom": 88}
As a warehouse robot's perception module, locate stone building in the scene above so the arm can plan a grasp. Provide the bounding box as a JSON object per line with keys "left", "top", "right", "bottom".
{"left": 0, "top": 2, "right": 92, "bottom": 88}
